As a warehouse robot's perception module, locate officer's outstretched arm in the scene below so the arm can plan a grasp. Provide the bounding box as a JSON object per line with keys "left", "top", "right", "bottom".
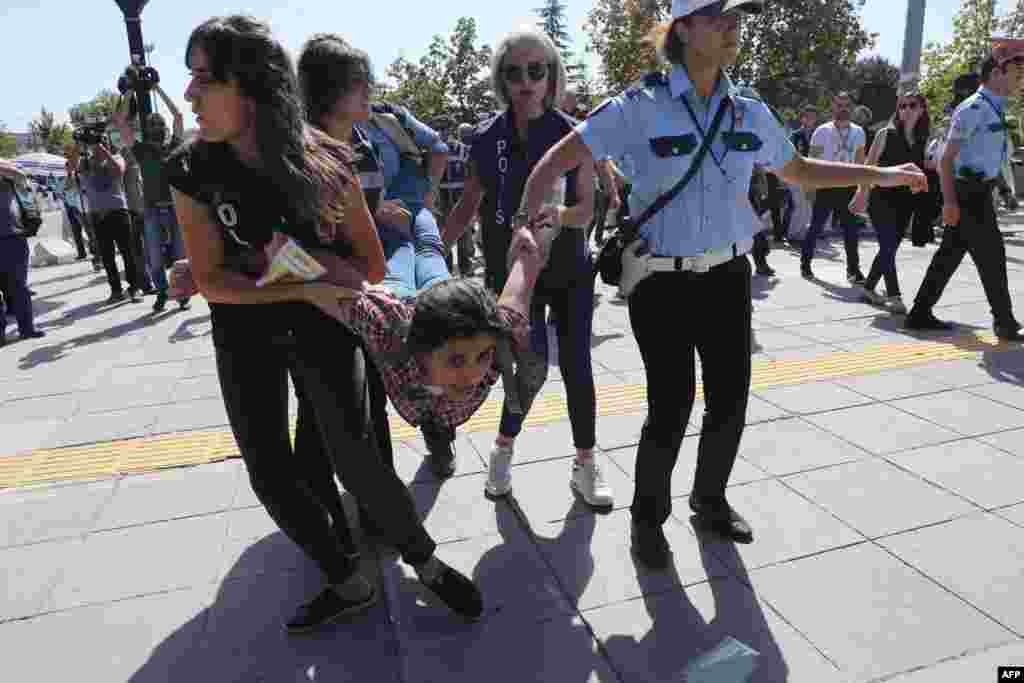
{"left": 521, "top": 131, "right": 594, "bottom": 220}
{"left": 777, "top": 155, "right": 927, "bottom": 193}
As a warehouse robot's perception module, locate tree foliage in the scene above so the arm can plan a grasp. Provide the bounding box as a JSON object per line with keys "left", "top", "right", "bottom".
{"left": 585, "top": 0, "right": 874, "bottom": 117}
{"left": 535, "top": 0, "right": 583, "bottom": 83}
{"left": 0, "top": 123, "right": 17, "bottom": 158}
{"left": 383, "top": 17, "right": 494, "bottom": 125}
{"left": 30, "top": 107, "right": 73, "bottom": 155}
{"left": 68, "top": 89, "right": 121, "bottom": 127}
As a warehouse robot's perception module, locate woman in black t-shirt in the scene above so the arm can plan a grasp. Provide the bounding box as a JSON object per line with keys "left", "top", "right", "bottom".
{"left": 167, "top": 15, "right": 483, "bottom": 628}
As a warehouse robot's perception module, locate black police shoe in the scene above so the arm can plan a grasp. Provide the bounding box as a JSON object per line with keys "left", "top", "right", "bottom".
{"left": 415, "top": 558, "right": 484, "bottom": 620}
{"left": 800, "top": 262, "right": 814, "bottom": 280}
{"left": 995, "top": 324, "right": 1024, "bottom": 342}
{"left": 846, "top": 271, "right": 867, "bottom": 285}
{"left": 630, "top": 518, "right": 671, "bottom": 571}
{"left": 422, "top": 425, "right": 456, "bottom": 479}
{"left": 755, "top": 263, "right": 776, "bottom": 277}
{"left": 152, "top": 291, "right": 168, "bottom": 312}
{"left": 904, "top": 310, "right": 954, "bottom": 332}
{"left": 689, "top": 494, "right": 754, "bottom": 544}
{"left": 284, "top": 584, "right": 377, "bottom": 635}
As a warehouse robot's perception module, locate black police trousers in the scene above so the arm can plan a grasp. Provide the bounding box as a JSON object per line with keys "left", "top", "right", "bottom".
{"left": 627, "top": 256, "right": 752, "bottom": 526}
{"left": 911, "top": 180, "right": 1017, "bottom": 329}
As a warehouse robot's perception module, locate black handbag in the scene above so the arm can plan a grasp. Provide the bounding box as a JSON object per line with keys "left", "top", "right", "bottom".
{"left": 595, "top": 96, "right": 733, "bottom": 286}
{"left": 6, "top": 178, "right": 43, "bottom": 237}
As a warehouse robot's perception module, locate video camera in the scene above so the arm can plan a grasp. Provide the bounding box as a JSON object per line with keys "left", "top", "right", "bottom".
{"left": 72, "top": 113, "right": 108, "bottom": 146}
{"left": 117, "top": 64, "right": 160, "bottom": 96}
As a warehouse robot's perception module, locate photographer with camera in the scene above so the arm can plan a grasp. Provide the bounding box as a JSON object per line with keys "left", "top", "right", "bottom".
{"left": 113, "top": 67, "right": 191, "bottom": 312}
{"left": 73, "top": 133, "right": 144, "bottom": 304}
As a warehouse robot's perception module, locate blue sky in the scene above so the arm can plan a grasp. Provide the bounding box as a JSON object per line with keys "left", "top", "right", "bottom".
{"left": 0, "top": 0, "right": 999, "bottom": 133}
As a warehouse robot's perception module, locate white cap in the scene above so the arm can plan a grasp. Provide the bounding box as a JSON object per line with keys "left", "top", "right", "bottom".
{"left": 671, "top": 0, "right": 764, "bottom": 20}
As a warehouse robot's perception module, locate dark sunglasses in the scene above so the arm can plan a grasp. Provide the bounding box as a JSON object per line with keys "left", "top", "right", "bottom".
{"left": 899, "top": 101, "right": 922, "bottom": 110}
{"left": 503, "top": 61, "right": 548, "bottom": 84}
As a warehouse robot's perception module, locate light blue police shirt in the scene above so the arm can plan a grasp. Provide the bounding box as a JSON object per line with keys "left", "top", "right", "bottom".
{"left": 361, "top": 106, "right": 448, "bottom": 214}
{"left": 577, "top": 66, "right": 796, "bottom": 258}
{"left": 947, "top": 86, "right": 1009, "bottom": 181}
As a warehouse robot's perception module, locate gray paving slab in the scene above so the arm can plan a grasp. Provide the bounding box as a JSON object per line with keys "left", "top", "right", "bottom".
{"left": 147, "top": 397, "right": 231, "bottom": 435}
{"left": 0, "top": 416, "right": 64, "bottom": 456}
{"left": 50, "top": 514, "right": 228, "bottom": 611}
{"left": 533, "top": 508, "right": 728, "bottom": 612}
{"left": 408, "top": 472, "right": 505, "bottom": 543}
{"left": 835, "top": 367, "right": 957, "bottom": 401}
{"left": 607, "top": 439, "right": 770, "bottom": 500}
{"left": 695, "top": 479, "right": 865, "bottom": 572}
{"left": 804, "top": 403, "right": 962, "bottom": 454}
{"left": 883, "top": 640, "right": 1024, "bottom": 682}
{"left": 736, "top": 417, "right": 869, "bottom": 476}
{"left": 507, "top": 454, "right": 635, "bottom": 523}
{"left": 908, "top": 359, "right": 1001, "bottom": 389}
{"left": 398, "top": 434, "right": 485, "bottom": 481}
{"left": 743, "top": 543, "right": 1014, "bottom": 682}
{"left": 219, "top": 508, "right": 316, "bottom": 580}
{"left": 998, "top": 503, "right": 1024, "bottom": 527}
{"left": 889, "top": 439, "right": 1024, "bottom": 509}
{"left": 967, "top": 380, "right": 1024, "bottom": 410}
{"left": 0, "top": 586, "right": 211, "bottom": 683}
{"left": 879, "top": 513, "right": 1024, "bottom": 634}
{"left": 43, "top": 404, "right": 161, "bottom": 449}
{"left": 980, "top": 428, "right": 1024, "bottom": 456}
{"left": 0, "top": 479, "right": 114, "bottom": 547}
{"left": 0, "top": 392, "right": 81, "bottom": 424}
{"left": 0, "top": 537, "right": 78, "bottom": 620}
{"left": 93, "top": 461, "right": 239, "bottom": 531}
{"left": 595, "top": 410, "right": 645, "bottom": 451}
{"left": 754, "top": 380, "right": 874, "bottom": 415}
{"left": 783, "top": 459, "right": 977, "bottom": 538}
{"left": 890, "top": 390, "right": 1024, "bottom": 437}
{"left": 585, "top": 578, "right": 843, "bottom": 683}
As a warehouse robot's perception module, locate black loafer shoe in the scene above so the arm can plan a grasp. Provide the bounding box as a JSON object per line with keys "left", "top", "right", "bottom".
{"left": 904, "top": 311, "right": 954, "bottom": 332}
{"left": 995, "top": 324, "right": 1024, "bottom": 342}
{"left": 755, "top": 264, "right": 776, "bottom": 277}
{"left": 284, "top": 584, "right": 378, "bottom": 635}
{"left": 416, "top": 559, "right": 484, "bottom": 620}
{"left": 800, "top": 264, "right": 814, "bottom": 280}
{"left": 630, "top": 519, "right": 671, "bottom": 571}
{"left": 422, "top": 426, "right": 456, "bottom": 479}
{"left": 19, "top": 330, "right": 45, "bottom": 340}
{"left": 689, "top": 495, "right": 754, "bottom": 544}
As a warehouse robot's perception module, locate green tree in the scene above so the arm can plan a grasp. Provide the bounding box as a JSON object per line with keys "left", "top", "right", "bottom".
{"left": 68, "top": 89, "right": 121, "bottom": 127}
{"left": 0, "top": 123, "right": 17, "bottom": 158}
{"left": 920, "top": 0, "right": 998, "bottom": 118}
{"left": 536, "top": 0, "right": 583, "bottom": 83}
{"left": 585, "top": 0, "right": 666, "bottom": 93}
{"left": 30, "top": 107, "right": 73, "bottom": 155}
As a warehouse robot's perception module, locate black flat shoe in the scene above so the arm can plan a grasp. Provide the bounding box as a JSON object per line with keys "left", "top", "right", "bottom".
{"left": 995, "top": 324, "right": 1024, "bottom": 342}
{"left": 689, "top": 495, "right": 754, "bottom": 544}
{"left": 19, "top": 330, "right": 45, "bottom": 340}
{"left": 284, "top": 584, "right": 377, "bottom": 635}
{"left": 422, "top": 425, "right": 456, "bottom": 479}
{"left": 755, "top": 264, "right": 776, "bottom": 277}
{"left": 904, "top": 311, "right": 954, "bottom": 332}
{"left": 631, "top": 518, "right": 671, "bottom": 570}
{"left": 416, "top": 559, "right": 483, "bottom": 620}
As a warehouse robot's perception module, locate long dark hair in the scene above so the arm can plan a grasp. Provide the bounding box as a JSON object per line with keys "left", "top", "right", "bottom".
{"left": 890, "top": 93, "right": 931, "bottom": 145}
{"left": 185, "top": 16, "right": 356, "bottom": 238}
{"left": 297, "top": 33, "right": 374, "bottom": 129}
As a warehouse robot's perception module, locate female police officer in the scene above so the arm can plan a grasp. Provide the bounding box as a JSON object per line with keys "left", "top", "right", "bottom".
{"left": 518, "top": 0, "right": 926, "bottom": 569}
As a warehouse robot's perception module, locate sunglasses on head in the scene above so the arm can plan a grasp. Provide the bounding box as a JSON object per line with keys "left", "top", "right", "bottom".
{"left": 503, "top": 61, "right": 548, "bottom": 84}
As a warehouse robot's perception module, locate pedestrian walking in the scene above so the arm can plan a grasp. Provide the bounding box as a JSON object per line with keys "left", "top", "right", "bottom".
{"left": 443, "top": 28, "right": 612, "bottom": 508}
{"left": 849, "top": 92, "right": 931, "bottom": 315}
{"left": 905, "top": 42, "right": 1024, "bottom": 341}
{"left": 519, "top": 0, "right": 926, "bottom": 568}
{"left": 0, "top": 159, "right": 45, "bottom": 345}
{"left": 801, "top": 91, "right": 868, "bottom": 282}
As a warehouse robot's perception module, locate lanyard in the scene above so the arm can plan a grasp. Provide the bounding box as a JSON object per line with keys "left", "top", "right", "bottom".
{"left": 680, "top": 93, "right": 735, "bottom": 177}
{"left": 977, "top": 91, "right": 1009, "bottom": 165}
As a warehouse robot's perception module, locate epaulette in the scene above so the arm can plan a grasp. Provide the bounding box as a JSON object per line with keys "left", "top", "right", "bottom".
{"left": 642, "top": 71, "right": 669, "bottom": 88}
{"left": 624, "top": 72, "right": 668, "bottom": 101}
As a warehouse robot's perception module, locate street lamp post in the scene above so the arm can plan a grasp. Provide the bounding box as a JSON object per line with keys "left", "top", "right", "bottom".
{"left": 900, "top": 0, "right": 927, "bottom": 90}
{"left": 113, "top": 0, "right": 153, "bottom": 122}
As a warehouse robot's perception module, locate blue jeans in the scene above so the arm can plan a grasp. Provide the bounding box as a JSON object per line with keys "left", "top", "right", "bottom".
{"left": 380, "top": 206, "right": 450, "bottom": 299}
{"left": 144, "top": 205, "right": 186, "bottom": 293}
{"left": 0, "top": 236, "right": 36, "bottom": 334}
{"left": 866, "top": 198, "right": 913, "bottom": 296}
{"left": 801, "top": 187, "right": 861, "bottom": 274}
{"left": 498, "top": 272, "right": 597, "bottom": 450}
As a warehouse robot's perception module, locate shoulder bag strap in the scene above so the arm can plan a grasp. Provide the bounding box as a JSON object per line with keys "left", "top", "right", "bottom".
{"left": 625, "top": 96, "right": 733, "bottom": 238}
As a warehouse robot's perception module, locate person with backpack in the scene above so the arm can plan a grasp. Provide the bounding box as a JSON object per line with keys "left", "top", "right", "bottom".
{"left": 0, "top": 159, "right": 45, "bottom": 345}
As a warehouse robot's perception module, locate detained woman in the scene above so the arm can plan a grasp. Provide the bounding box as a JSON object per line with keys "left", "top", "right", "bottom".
{"left": 443, "top": 29, "right": 612, "bottom": 508}
{"left": 850, "top": 92, "right": 931, "bottom": 314}
{"left": 167, "top": 15, "right": 483, "bottom": 629}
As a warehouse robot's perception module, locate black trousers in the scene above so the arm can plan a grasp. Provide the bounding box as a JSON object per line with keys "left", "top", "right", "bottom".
{"left": 91, "top": 209, "right": 142, "bottom": 295}
{"left": 627, "top": 256, "right": 752, "bottom": 526}
{"left": 802, "top": 187, "right": 861, "bottom": 273}
{"left": 911, "top": 181, "right": 1017, "bottom": 328}
{"left": 287, "top": 306, "right": 436, "bottom": 567}
{"left": 65, "top": 204, "right": 88, "bottom": 258}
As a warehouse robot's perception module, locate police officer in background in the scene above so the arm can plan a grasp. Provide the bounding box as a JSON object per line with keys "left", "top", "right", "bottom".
{"left": 519, "top": 0, "right": 926, "bottom": 568}
{"left": 905, "top": 43, "right": 1024, "bottom": 341}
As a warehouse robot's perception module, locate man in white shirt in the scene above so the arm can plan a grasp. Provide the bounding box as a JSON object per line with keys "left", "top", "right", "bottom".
{"left": 800, "top": 91, "right": 867, "bottom": 282}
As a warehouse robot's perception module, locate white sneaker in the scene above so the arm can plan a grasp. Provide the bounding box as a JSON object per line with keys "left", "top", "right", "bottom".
{"left": 571, "top": 459, "right": 614, "bottom": 507}
{"left": 485, "top": 445, "right": 514, "bottom": 497}
{"left": 885, "top": 296, "right": 908, "bottom": 314}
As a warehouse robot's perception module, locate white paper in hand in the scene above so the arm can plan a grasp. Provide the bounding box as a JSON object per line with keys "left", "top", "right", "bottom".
{"left": 681, "top": 637, "right": 759, "bottom": 683}
{"left": 256, "top": 236, "right": 327, "bottom": 287}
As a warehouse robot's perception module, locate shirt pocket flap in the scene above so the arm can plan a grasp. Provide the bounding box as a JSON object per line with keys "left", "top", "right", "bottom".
{"left": 988, "top": 122, "right": 1007, "bottom": 132}
{"left": 722, "top": 131, "right": 763, "bottom": 152}
{"left": 649, "top": 134, "right": 697, "bottom": 158}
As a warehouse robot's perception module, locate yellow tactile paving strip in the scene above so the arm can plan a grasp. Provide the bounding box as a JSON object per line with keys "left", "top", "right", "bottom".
{"left": 0, "top": 331, "right": 1016, "bottom": 490}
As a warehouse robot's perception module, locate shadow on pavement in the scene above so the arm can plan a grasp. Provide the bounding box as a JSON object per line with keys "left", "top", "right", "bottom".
{"left": 18, "top": 312, "right": 160, "bottom": 370}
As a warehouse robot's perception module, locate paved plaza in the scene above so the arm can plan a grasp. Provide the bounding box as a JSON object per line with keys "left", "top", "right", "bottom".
{"left": 3, "top": 226, "right": 1024, "bottom": 682}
